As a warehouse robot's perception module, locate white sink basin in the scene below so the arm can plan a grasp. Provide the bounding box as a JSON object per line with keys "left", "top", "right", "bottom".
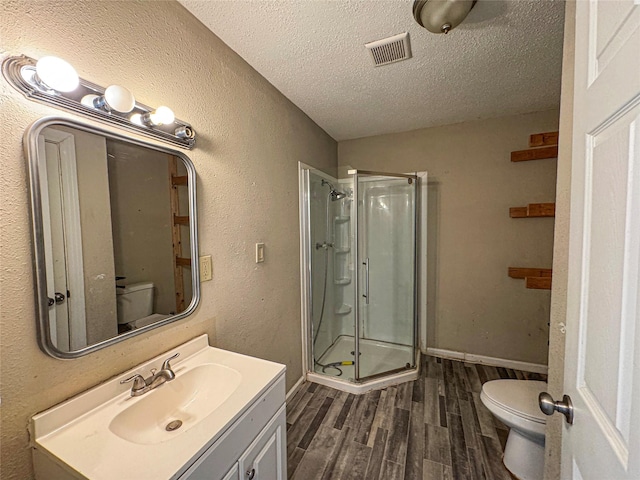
{"left": 109, "top": 363, "right": 242, "bottom": 444}
{"left": 30, "top": 335, "right": 285, "bottom": 480}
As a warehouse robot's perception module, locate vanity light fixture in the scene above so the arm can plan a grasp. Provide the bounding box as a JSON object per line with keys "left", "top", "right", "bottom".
{"left": 175, "top": 125, "right": 196, "bottom": 140}
{"left": 3, "top": 54, "right": 196, "bottom": 149}
{"left": 81, "top": 85, "right": 136, "bottom": 113}
{"left": 21, "top": 56, "right": 79, "bottom": 93}
{"left": 131, "top": 105, "right": 175, "bottom": 126}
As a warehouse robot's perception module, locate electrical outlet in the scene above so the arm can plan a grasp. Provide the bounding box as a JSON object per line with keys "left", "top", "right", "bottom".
{"left": 199, "top": 255, "right": 212, "bottom": 281}
{"left": 256, "top": 243, "right": 265, "bottom": 263}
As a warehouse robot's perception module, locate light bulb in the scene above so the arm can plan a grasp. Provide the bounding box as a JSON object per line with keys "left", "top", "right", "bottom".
{"left": 82, "top": 85, "right": 135, "bottom": 113}
{"left": 103, "top": 85, "right": 136, "bottom": 112}
{"left": 130, "top": 113, "right": 143, "bottom": 125}
{"left": 149, "top": 106, "right": 175, "bottom": 125}
{"left": 35, "top": 56, "right": 79, "bottom": 92}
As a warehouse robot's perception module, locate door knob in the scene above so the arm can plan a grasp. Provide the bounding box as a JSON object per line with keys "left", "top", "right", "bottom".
{"left": 54, "top": 292, "right": 66, "bottom": 304}
{"left": 539, "top": 392, "right": 574, "bottom": 424}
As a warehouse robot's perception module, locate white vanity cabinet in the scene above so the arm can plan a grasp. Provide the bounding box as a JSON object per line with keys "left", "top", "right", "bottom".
{"left": 30, "top": 336, "right": 288, "bottom": 480}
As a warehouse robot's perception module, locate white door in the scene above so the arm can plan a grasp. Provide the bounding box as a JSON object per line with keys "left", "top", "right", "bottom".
{"left": 42, "top": 138, "right": 71, "bottom": 350}
{"left": 38, "top": 129, "right": 87, "bottom": 351}
{"left": 561, "top": 0, "right": 640, "bottom": 478}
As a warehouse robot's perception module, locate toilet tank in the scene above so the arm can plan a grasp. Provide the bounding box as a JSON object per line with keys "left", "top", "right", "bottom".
{"left": 116, "top": 282, "right": 154, "bottom": 325}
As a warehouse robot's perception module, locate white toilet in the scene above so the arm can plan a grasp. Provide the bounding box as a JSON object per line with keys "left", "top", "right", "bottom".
{"left": 116, "top": 282, "right": 168, "bottom": 329}
{"left": 480, "top": 379, "right": 547, "bottom": 480}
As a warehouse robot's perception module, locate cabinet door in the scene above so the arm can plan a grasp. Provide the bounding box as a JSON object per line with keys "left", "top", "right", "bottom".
{"left": 238, "top": 406, "right": 286, "bottom": 480}
{"left": 221, "top": 464, "right": 240, "bottom": 480}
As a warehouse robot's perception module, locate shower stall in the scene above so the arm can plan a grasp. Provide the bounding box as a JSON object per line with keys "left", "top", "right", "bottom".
{"left": 299, "top": 164, "right": 425, "bottom": 394}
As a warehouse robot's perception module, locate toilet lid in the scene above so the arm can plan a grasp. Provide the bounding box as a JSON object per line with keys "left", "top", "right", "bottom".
{"left": 482, "top": 380, "right": 547, "bottom": 424}
{"left": 130, "top": 313, "right": 169, "bottom": 329}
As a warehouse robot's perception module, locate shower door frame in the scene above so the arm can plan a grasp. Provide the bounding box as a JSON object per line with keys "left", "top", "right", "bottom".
{"left": 299, "top": 162, "right": 427, "bottom": 394}
{"left": 299, "top": 163, "right": 333, "bottom": 383}
{"left": 350, "top": 169, "right": 420, "bottom": 382}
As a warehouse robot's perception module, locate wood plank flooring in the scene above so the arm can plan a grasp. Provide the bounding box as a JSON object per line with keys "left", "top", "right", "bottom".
{"left": 286, "top": 356, "right": 546, "bottom": 480}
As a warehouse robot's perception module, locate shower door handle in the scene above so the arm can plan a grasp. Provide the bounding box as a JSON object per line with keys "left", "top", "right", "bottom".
{"left": 363, "top": 258, "right": 370, "bottom": 305}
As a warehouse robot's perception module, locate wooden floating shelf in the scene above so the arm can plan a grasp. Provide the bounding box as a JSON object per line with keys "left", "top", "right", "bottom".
{"left": 510, "top": 203, "right": 555, "bottom": 218}
{"left": 172, "top": 175, "right": 188, "bottom": 186}
{"left": 509, "top": 267, "right": 552, "bottom": 279}
{"left": 529, "top": 131, "right": 558, "bottom": 147}
{"left": 174, "top": 215, "right": 189, "bottom": 225}
{"left": 509, "top": 267, "right": 552, "bottom": 290}
{"left": 511, "top": 145, "right": 558, "bottom": 162}
{"left": 526, "top": 277, "right": 552, "bottom": 289}
{"left": 176, "top": 257, "right": 191, "bottom": 267}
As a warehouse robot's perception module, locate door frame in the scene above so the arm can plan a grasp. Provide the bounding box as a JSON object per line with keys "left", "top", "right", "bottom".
{"left": 38, "top": 128, "right": 87, "bottom": 350}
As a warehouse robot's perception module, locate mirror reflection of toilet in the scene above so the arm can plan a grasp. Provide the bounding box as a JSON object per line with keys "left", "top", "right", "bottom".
{"left": 480, "top": 379, "right": 547, "bottom": 480}
{"left": 116, "top": 282, "right": 169, "bottom": 330}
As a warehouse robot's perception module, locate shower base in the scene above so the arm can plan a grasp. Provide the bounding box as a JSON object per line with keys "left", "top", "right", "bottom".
{"left": 309, "top": 335, "right": 419, "bottom": 394}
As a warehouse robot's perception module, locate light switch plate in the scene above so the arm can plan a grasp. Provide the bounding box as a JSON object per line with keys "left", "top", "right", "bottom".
{"left": 256, "top": 243, "right": 265, "bottom": 263}
{"left": 199, "top": 255, "right": 212, "bottom": 281}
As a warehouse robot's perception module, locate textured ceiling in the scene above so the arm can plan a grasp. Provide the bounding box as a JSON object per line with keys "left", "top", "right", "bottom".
{"left": 179, "top": 0, "right": 565, "bottom": 141}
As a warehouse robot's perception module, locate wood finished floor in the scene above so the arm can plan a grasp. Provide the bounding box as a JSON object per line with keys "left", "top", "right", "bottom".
{"left": 286, "top": 356, "right": 546, "bottom": 480}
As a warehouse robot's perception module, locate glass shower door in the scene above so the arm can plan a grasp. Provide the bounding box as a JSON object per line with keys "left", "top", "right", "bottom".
{"left": 352, "top": 170, "right": 417, "bottom": 381}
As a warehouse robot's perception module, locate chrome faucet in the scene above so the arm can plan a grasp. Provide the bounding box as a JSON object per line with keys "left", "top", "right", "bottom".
{"left": 120, "top": 352, "right": 180, "bottom": 397}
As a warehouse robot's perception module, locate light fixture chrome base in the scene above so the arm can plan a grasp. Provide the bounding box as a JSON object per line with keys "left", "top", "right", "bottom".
{"left": 412, "top": 0, "right": 477, "bottom": 34}
{"left": 2, "top": 55, "right": 196, "bottom": 149}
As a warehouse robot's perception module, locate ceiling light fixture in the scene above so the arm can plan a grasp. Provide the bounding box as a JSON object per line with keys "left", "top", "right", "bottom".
{"left": 81, "top": 85, "right": 136, "bottom": 113}
{"left": 412, "top": 0, "right": 476, "bottom": 34}
{"left": 21, "top": 56, "right": 79, "bottom": 93}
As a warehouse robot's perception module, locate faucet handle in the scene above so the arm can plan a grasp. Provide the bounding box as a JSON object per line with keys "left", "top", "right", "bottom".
{"left": 161, "top": 352, "right": 180, "bottom": 371}
{"left": 120, "top": 374, "right": 146, "bottom": 391}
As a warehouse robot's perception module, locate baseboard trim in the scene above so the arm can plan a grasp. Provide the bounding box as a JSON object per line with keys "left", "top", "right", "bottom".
{"left": 426, "top": 348, "right": 548, "bottom": 374}
{"left": 286, "top": 376, "right": 305, "bottom": 403}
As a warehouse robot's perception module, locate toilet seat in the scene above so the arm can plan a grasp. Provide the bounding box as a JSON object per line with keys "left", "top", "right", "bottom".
{"left": 129, "top": 313, "right": 169, "bottom": 329}
{"left": 481, "top": 380, "right": 547, "bottom": 425}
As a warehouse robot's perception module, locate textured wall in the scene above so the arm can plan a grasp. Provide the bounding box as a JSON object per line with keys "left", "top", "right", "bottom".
{"left": 107, "top": 141, "right": 176, "bottom": 315}
{"left": 545, "top": 1, "right": 575, "bottom": 478}
{"left": 339, "top": 110, "right": 559, "bottom": 365}
{"left": 0, "top": 1, "right": 336, "bottom": 478}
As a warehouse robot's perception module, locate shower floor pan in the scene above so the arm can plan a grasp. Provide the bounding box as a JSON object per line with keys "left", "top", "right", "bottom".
{"left": 309, "top": 336, "right": 419, "bottom": 394}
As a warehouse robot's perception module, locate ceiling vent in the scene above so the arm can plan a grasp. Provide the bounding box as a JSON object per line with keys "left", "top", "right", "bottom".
{"left": 365, "top": 32, "right": 412, "bottom": 67}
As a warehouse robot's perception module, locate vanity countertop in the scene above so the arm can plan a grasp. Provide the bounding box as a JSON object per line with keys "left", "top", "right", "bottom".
{"left": 30, "top": 335, "right": 286, "bottom": 479}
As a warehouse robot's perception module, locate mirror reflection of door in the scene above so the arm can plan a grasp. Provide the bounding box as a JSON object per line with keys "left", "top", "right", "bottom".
{"left": 38, "top": 129, "right": 88, "bottom": 351}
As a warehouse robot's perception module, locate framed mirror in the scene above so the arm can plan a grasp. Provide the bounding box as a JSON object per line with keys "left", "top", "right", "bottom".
{"left": 24, "top": 117, "right": 200, "bottom": 358}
